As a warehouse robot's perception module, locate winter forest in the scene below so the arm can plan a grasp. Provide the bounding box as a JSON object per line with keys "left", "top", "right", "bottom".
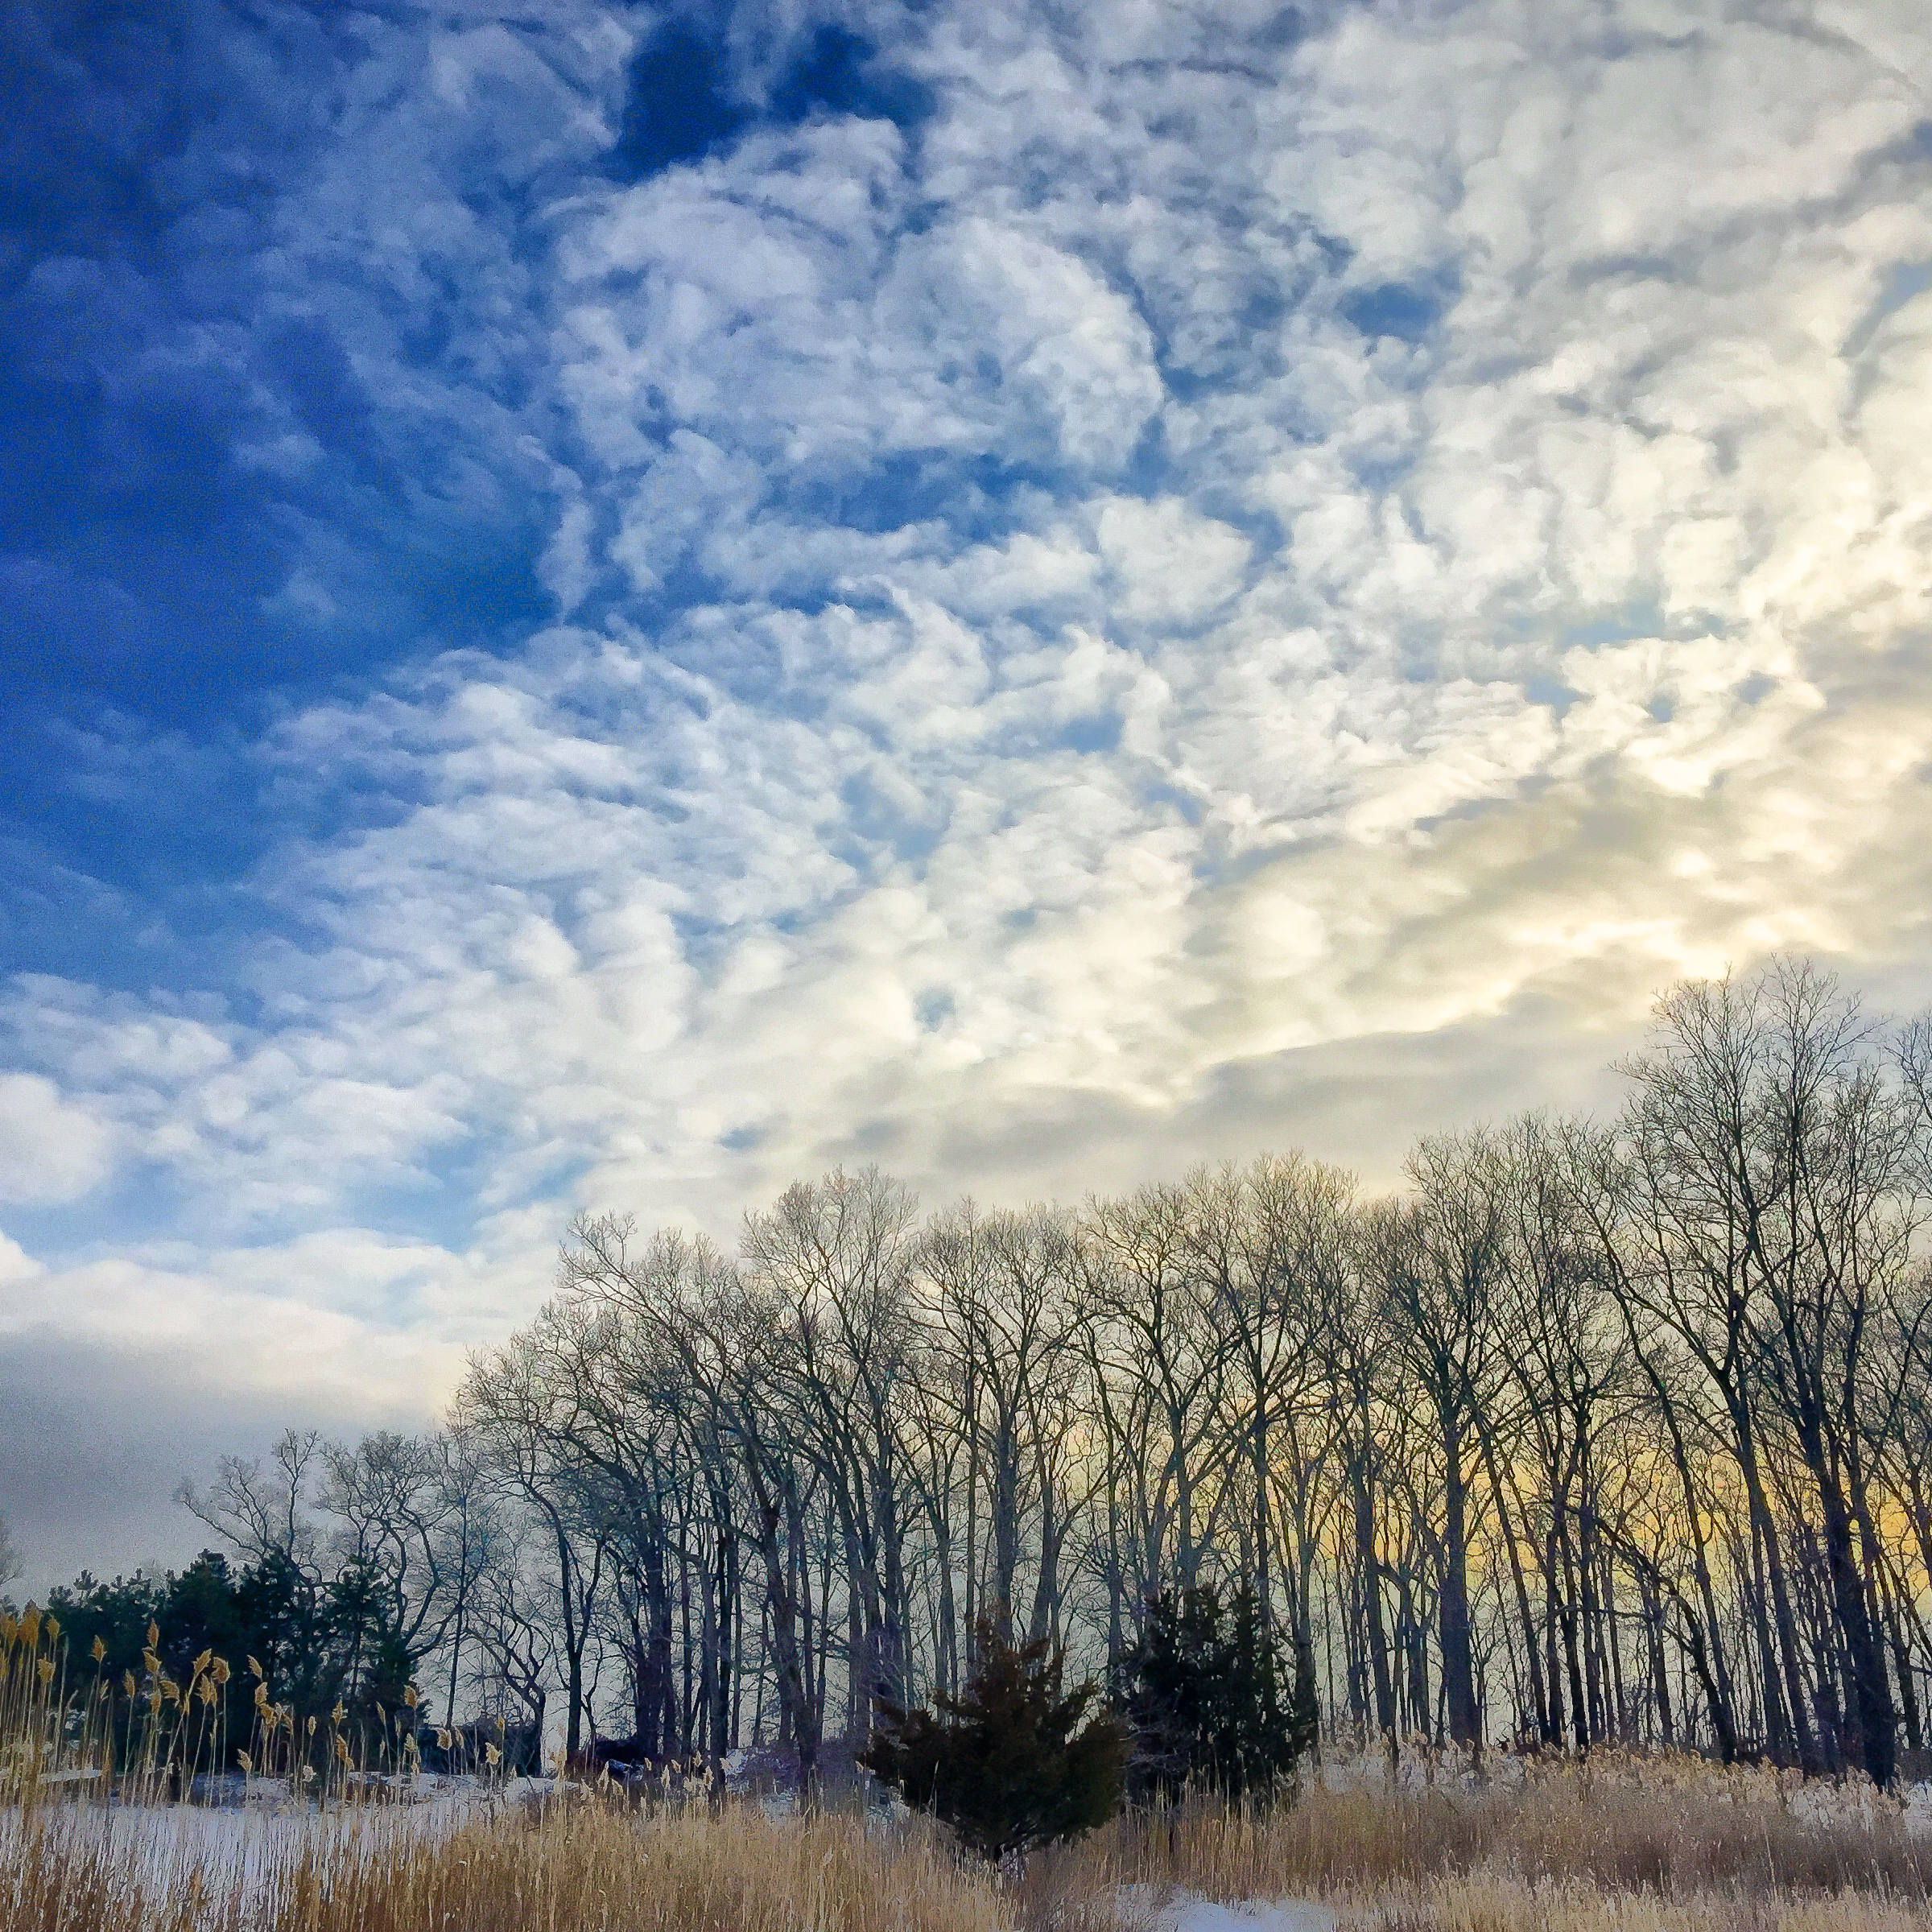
{"left": 101, "top": 959, "right": 1932, "bottom": 1798}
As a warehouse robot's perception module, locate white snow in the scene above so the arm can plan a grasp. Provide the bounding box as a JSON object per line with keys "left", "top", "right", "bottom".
{"left": 1165, "top": 1903, "right": 1339, "bottom": 1932}
{"left": 1120, "top": 1886, "right": 1339, "bottom": 1932}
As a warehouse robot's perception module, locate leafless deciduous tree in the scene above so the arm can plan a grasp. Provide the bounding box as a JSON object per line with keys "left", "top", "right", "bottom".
{"left": 178, "top": 959, "right": 1932, "bottom": 1789}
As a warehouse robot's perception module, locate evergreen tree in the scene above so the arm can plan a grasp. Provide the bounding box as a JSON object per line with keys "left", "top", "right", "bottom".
{"left": 1114, "top": 1583, "right": 1315, "bottom": 1804}
{"left": 44, "top": 1549, "right": 419, "bottom": 1769}
{"left": 863, "top": 1613, "right": 1127, "bottom": 1861}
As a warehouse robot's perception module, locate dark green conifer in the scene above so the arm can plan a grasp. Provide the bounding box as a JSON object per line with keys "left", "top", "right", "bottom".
{"left": 863, "top": 1613, "right": 1127, "bottom": 1861}
{"left": 1114, "top": 1583, "right": 1315, "bottom": 1804}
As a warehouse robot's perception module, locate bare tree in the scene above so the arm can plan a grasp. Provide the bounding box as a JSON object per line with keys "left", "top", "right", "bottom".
{"left": 168, "top": 953, "right": 1932, "bottom": 1790}
{"left": 1377, "top": 1131, "right": 1511, "bottom": 1748}
{"left": 456, "top": 1322, "right": 612, "bottom": 1757}
{"left": 178, "top": 1428, "right": 324, "bottom": 1568}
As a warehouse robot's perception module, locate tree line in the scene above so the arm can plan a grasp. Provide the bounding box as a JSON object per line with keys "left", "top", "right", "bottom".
{"left": 92, "top": 959, "right": 1932, "bottom": 1790}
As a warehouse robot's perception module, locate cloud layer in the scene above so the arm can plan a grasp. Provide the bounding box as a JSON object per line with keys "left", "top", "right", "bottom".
{"left": 3, "top": 0, "right": 1931, "bottom": 1586}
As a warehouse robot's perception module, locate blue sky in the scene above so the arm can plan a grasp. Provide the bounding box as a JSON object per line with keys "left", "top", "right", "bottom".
{"left": 4, "top": 0, "right": 1932, "bottom": 1587}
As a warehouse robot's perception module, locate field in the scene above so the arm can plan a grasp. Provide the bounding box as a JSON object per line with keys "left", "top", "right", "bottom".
{"left": 9, "top": 1584, "right": 1931, "bottom": 1931}
{"left": 6, "top": 1752, "right": 1931, "bottom": 1932}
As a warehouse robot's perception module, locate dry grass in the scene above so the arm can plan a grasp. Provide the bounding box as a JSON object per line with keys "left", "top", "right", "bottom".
{"left": 1, "top": 1800, "right": 1014, "bottom": 1932}
{"left": 4, "top": 1765, "right": 1930, "bottom": 1932}
{"left": 1332, "top": 1874, "right": 1932, "bottom": 1932}
{"left": 0, "top": 1603, "right": 436, "bottom": 1811}
{"left": 1075, "top": 1754, "right": 1932, "bottom": 1901}
{"left": 1024, "top": 1754, "right": 1932, "bottom": 1932}
{"left": 8, "top": 1607, "right": 1932, "bottom": 1932}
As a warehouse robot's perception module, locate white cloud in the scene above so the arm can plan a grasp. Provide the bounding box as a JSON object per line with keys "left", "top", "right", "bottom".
{"left": 0, "top": 1224, "right": 530, "bottom": 1413}
{"left": 1096, "top": 496, "right": 1251, "bottom": 628}
{"left": 0, "top": 1228, "right": 44, "bottom": 1290}
{"left": 0, "top": 1075, "right": 114, "bottom": 1206}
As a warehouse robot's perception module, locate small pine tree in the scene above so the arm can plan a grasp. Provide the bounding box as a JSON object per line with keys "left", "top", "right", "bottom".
{"left": 863, "top": 1614, "right": 1127, "bottom": 1861}
{"left": 1114, "top": 1583, "right": 1316, "bottom": 1805}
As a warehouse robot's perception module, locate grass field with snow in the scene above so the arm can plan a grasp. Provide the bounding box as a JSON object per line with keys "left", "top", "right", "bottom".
{"left": 6, "top": 1750, "right": 1932, "bottom": 1932}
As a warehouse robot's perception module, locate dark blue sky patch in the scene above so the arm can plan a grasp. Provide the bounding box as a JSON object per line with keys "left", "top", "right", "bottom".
{"left": 1341, "top": 281, "right": 1442, "bottom": 342}
{"left": 770, "top": 25, "right": 934, "bottom": 133}
{"left": 261, "top": 320, "right": 386, "bottom": 483}
{"left": 1348, "top": 452, "right": 1413, "bottom": 495}
{"left": 0, "top": 0, "right": 592, "bottom": 1001}
{"left": 341, "top": 1146, "right": 539, "bottom": 1256}
{"left": 1523, "top": 673, "right": 1579, "bottom": 720}
{"left": 1559, "top": 601, "right": 1668, "bottom": 650}
{"left": 837, "top": 770, "right": 944, "bottom": 866}
{"left": 0, "top": 691, "right": 439, "bottom": 990}
{"left": 1845, "top": 260, "right": 1932, "bottom": 357}
{"left": 1059, "top": 714, "right": 1121, "bottom": 756}
{"left": 1140, "top": 779, "right": 1205, "bottom": 828}
{"left": 775, "top": 447, "right": 1033, "bottom": 538}
{"left": 1153, "top": 280, "right": 1295, "bottom": 397}
{"left": 610, "top": 21, "right": 749, "bottom": 179}
{"left": 0, "top": 1158, "right": 196, "bottom": 1266}
{"left": 1118, "top": 415, "right": 1174, "bottom": 502}
{"left": 0, "top": 1, "right": 573, "bottom": 730}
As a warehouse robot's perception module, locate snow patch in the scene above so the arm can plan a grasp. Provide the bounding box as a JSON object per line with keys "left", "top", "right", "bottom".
{"left": 1122, "top": 1886, "right": 1340, "bottom": 1932}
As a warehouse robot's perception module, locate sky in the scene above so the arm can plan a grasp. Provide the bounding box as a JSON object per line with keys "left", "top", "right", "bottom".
{"left": 2, "top": 0, "right": 1930, "bottom": 1592}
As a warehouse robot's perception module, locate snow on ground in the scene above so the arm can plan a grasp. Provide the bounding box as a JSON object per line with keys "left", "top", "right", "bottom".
{"left": 1167, "top": 1909, "right": 1337, "bottom": 1932}
{"left": 1121, "top": 1889, "right": 1338, "bottom": 1932}
{"left": 2, "top": 1773, "right": 547, "bottom": 1901}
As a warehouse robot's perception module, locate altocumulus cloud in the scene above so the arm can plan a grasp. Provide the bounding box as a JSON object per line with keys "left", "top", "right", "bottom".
{"left": 3, "top": 0, "right": 1932, "bottom": 1584}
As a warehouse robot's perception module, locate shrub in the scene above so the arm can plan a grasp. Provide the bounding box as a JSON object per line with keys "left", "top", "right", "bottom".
{"left": 863, "top": 1616, "right": 1127, "bottom": 1862}
{"left": 1114, "top": 1583, "right": 1315, "bottom": 1804}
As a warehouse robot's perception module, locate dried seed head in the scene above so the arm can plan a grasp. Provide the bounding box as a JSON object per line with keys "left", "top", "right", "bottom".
{"left": 20, "top": 1607, "right": 41, "bottom": 1648}
{"left": 403, "top": 1685, "right": 418, "bottom": 1708}
{"left": 45, "top": 1615, "right": 60, "bottom": 1645}
{"left": 484, "top": 1741, "right": 502, "bottom": 1766}
{"left": 147, "top": 1622, "right": 159, "bottom": 1651}
{"left": 0, "top": 1613, "right": 16, "bottom": 1646}
{"left": 247, "top": 1656, "right": 263, "bottom": 1680}
{"left": 212, "top": 1657, "right": 231, "bottom": 1684}
{"left": 37, "top": 1657, "right": 56, "bottom": 1685}
{"left": 192, "top": 1649, "right": 212, "bottom": 1678}
{"left": 307, "top": 1715, "right": 317, "bottom": 1737}
{"left": 92, "top": 1636, "right": 106, "bottom": 1665}
{"left": 237, "top": 1751, "right": 253, "bottom": 1774}
{"left": 123, "top": 1670, "right": 137, "bottom": 1697}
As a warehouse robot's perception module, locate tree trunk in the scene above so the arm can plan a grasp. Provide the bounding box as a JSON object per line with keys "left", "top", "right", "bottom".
{"left": 1736, "top": 1414, "right": 1818, "bottom": 1773}
{"left": 1351, "top": 1453, "right": 1396, "bottom": 1739}
{"left": 745, "top": 1456, "right": 817, "bottom": 1798}
{"left": 1439, "top": 1410, "right": 1481, "bottom": 1748}
{"left": 1477, "top": 1421, "right": 1550, "bottom": 1744}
